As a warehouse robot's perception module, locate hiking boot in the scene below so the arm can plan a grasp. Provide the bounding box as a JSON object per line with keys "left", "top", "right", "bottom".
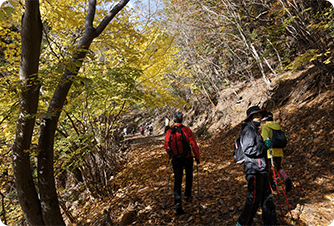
{"left": 285, "top": 178, "right": 292, "bottom": 192}
{"left": 184, "top": 195, "right": 192, "bottom": 202}
{"left": 176, "top": 203, "right": 185, "bottom": 215}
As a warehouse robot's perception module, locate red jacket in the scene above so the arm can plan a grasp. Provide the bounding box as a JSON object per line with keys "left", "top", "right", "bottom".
{"left": 164, "top": 123, "right": 200, "bottom": 160}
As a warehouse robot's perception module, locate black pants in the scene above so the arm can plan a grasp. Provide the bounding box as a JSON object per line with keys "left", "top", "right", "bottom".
{"left": 238, "top": 174, "right": 277, "bottom": 225}
{"left": 172, "top": 157, "right": 193, "bottom": 204}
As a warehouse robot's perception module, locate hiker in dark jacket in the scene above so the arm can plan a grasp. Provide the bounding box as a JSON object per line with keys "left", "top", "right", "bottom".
{"left": 164, "top": 112, "right": 200, "bottom": 215}
{"left": 148, "top": 123, "right": 153, "bottom": 135}
{"left": 237, "top": 106, "right": 277, "bottom": 226}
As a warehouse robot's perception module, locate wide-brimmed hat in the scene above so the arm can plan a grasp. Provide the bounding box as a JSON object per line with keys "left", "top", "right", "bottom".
{"left": 262, "top": 112, "right": 273, "bottom": 121}
{"left": 245, "top": 106, "right": 267, "bottom": 121}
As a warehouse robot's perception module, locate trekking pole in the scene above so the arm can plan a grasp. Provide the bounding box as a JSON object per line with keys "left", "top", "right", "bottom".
{"left": 269, "top": 148, "right": 284, "bottom": 221}
{"left": 196, "top": 161, "right": 200, "bottom": 216}
{"left": 164, "top": 158, "right": 172, "bottom": 209}
{"left": 289, "top": 165, "right": 306, "bottom": 194}
{"left": 275, "top": 168, "right": 293, "bottom": 219}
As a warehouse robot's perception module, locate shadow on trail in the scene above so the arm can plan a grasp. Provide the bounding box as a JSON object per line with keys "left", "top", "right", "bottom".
{"left": 259, "top": 67, "right": 334, "bottom": 225}
{"left": 202, "top": 123, "right": 309, "bottom": 225}
{"left": 202, "top": 69, "right": 334, "bottom": 225}
{"left": 107, "top": 71, "right": 334, "bottom": 225}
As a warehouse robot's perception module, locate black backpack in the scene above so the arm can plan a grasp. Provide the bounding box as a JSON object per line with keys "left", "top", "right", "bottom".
{"left": 168, "top": 125, "right": 190, "bottom": 158}
{"left": 271, "top": 129, "right": 287, "bottom": 148}
{"left": 233, "top": 136, "right": 245, "bottom": 164}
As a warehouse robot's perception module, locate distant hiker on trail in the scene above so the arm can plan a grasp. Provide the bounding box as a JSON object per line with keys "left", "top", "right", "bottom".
{"left": 145, "top": 122, "right": 149, "bottom": 136}
{"left": 236, "top": 106, "right": 277, "bottom": 226}
{"left": 149, "top": 123, "right": 153, "bottom": 135}
{"left": 164, "top": 111, "right": 200, "bottom": 215}
{"left": 140, "top": 125, "right": 144, "bottom": 136}
{"left": 164, "top": 116, "right": 170, "bottom": 135}
{"left": 262, "top": 112, "right": 291, "bottom": 192}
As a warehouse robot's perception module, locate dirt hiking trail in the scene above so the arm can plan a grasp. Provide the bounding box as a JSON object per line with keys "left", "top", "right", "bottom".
{"left": 73, "top": 67, "right": 334, "bottom": 226}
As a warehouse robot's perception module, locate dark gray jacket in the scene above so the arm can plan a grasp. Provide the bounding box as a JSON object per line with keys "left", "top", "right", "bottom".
{"left": 240, "top": 121, "right": 267, "bottom": 175}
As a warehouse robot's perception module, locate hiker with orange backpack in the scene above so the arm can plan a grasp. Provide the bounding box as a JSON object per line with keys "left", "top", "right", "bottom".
{"left": 236, "top": 106, "right": 277, "bottom": 226}
{"left": 261, "top": 112, "right": 292, "bottom": 192}
{"left": 164, "top": 112, "right": 200, "bottom": 215}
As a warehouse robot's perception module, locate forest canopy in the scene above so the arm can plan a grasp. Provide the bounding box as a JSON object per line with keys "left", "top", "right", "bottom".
{"left": 0, "top": 0, "right": 184, "bottom": 224}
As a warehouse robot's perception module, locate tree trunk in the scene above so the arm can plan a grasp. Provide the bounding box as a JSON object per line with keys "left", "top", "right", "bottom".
{"left": 12, "top": 0, "right": 130, "bottom": 224}
{"left": 12, "top": 0, "right": 44, "bottom": 225}
{"left": 37, "top": 0, "right": 130, "bottom": 224}
{"left": 37, "top": 19, "right": 96, "bottom": 222}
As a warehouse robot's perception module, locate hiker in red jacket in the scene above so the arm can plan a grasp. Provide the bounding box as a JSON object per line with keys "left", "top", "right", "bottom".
{"left": 164, "top": 112, "right": 200, "bottom": 215}
{"left": 140, "top": 125, "right": 144, "bottom": 136}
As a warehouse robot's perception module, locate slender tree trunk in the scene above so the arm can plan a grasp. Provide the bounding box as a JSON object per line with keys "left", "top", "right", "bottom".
{"left": 11, "top": 0, "right": 44, "bottom": 225}
{"left": 37, "top": 41, "right": 92, "bottom": 225}
{"left": 11, "top": 0, "right": 130, "bottom": 224}
{"left": 37, "top": 0, "right": 130, "bottom": 224}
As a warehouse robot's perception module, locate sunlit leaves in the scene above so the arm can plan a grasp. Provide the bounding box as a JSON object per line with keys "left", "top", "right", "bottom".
{"left": 0, "top": 0, "right": 184, "bottom": 223}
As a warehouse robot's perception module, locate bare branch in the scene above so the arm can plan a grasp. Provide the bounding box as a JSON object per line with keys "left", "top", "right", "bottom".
{"left": 95, "top": 0, "right": 130, "bottom": 36}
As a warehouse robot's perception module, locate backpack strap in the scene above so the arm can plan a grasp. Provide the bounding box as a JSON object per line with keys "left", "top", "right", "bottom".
{"left": 176, "top": 125, "right": 186, "bottom": 156}
{"left": 168, "top": 126, "right": 180, "bottom": 155}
